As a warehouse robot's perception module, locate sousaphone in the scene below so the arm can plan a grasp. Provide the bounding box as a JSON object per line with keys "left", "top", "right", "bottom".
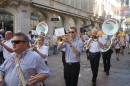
{"left": 36, "top": 22, "right": 48, "bottom": 35}
{"left": 101, "top": 19, "right": 119, "bottom": 52}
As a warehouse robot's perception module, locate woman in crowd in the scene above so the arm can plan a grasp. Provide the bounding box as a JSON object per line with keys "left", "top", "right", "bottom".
{"left": 114, "top": 37, "right": 122, "bottom": 61}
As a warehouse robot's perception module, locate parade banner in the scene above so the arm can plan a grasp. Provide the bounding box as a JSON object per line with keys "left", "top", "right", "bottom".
{"left": 113, "top": 6, "right": 130, "bottom": 16}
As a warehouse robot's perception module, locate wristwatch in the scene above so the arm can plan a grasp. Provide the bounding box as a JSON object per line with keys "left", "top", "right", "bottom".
{"left": 70, "top": 44, "right": 73, "bottom": 47}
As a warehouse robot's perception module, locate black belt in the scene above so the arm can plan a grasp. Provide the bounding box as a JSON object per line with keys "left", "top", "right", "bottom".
{"left": 89, "top": 52, "right": 100, "bottom": 53}
{"left": 66, "top": 62, "right": 79, "bottom": 65}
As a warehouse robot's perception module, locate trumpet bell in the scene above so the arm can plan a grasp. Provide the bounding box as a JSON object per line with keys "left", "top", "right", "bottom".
{"left": 58, "top": 37, "right": 64, "bottom": 43}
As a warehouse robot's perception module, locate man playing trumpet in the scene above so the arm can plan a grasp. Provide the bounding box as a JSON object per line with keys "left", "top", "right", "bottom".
{"left": 57, "top": 27, "right": 84, "bottom": 86}
{"left": 86, "top": 28, "right": 103, "bottom": 86}
{"left": 0, "top": 32, "right": 50, "bottom": 86}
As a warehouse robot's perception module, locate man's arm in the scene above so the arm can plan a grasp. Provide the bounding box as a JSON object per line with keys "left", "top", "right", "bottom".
{"left": 0, "top": 75, "right": 4, "bottom": 86}
{"left": 28, "top": 73, "right": 47, "bottom": 86}
{"left": 33, "top": 47, "right": 48, "bottom": 59}
{"left": 1, "top": 43, "right": 13, "bottom": 52}
{"left": 68, "top": 42, "right": 83, "bottom": 56}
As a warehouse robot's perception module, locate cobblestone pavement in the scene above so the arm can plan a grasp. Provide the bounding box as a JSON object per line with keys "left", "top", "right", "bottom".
{"left": 44, "top": 49, "right": 130, "bottom": 86}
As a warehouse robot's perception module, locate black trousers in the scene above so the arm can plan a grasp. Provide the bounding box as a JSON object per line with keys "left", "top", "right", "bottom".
{"left": 64, "top": 62, "right": 80, "bottom": 86}
{"left": 61, "top": 51, "right": 66, "bottom": 69}
{"left": 102, "top": 49, "right": 112, "bottom": 73}
{"left": 89, "top": 52, "right": 100, "bottom": 83}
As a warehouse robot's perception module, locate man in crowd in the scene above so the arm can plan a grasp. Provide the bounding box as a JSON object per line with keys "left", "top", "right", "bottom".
{"left": 52, "top": 33, "right": 58, "bottom": 54}
{"left": 0, "top": 31, "right": 13, "bottom": 60}
{"left": 0, "top": 32, "right": 50, "bottom": 86}
{"left": 57, "top": 27, "right": 84, "bottom": 86}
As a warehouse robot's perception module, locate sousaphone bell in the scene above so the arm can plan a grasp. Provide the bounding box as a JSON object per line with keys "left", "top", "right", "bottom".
{"left": 101, "top": 19, "right": 119, "bottom": 52}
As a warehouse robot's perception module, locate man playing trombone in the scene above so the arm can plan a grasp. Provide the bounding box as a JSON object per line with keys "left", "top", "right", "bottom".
{"left": 0, "top": 32, "right": 50, "bottom": 86}
{"left": 57, "top": 27, "right": 84, "bottom": 86}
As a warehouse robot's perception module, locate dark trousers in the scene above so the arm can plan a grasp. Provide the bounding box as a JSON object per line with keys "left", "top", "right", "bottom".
{"left": 61, "top": 51, "right": 66, "bottom": 69}
{"left": 45, "top": 61, "right": 47, "bottom": 66}
{"left": 53, "top": 45, "right": 57, "bottom": 54}
{"left": 102, "top": 49, "right": 112, "bottom": 73}
{"left": 89, "top": 52, "right": 100, "bottom": 83}
{"left": 64, "top": 62, "right": 80, "bottom": 86}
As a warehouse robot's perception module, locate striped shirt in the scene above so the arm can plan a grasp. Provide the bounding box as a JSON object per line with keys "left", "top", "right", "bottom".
{"left": 120, "top": 37, "right": 126, "bottom": 46}
{"left": 0, "top": 50, "right": 50, "bottom": 86}
{"left": 62, "top": 38, "right": 84, "bottom": 63}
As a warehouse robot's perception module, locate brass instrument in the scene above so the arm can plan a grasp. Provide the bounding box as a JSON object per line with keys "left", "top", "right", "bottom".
{"left": 57, "top": 37, "right": 64, "bottom": 43}
{"left": 92, "top": 36, "right": 98, "bottom": 41}
{"left": 29, "top": 44, "right": 36, "bottom": 51}
{"left": 101, "top": 19, "right": 119, "bottom": 52}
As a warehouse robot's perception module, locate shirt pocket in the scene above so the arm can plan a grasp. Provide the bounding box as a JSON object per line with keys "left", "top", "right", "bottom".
{"left": 20, "top": 63, "right": 36, "bottom": 80}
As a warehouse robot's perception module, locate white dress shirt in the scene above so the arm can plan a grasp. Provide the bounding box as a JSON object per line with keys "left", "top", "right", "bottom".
{"left": 36, "top": 45, "right": 48, "bottom": 61}
{"left": 3, "top": 39, "right": 13, "bottom": 59}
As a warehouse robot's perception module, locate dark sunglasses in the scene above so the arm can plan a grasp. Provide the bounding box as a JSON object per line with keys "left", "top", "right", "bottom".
{"left": 11, "top": 40, "right": 26, "bottom": 44}
{"left": 69, "top": 31, "right": 75, "bottom": 34}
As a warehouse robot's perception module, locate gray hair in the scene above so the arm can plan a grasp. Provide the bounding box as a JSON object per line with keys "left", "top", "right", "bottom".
{"left": 38, "top": 36, "right": 44, "bottom": 41}
{"left": 13, "top": 32, "right": 29, "bottom": 45}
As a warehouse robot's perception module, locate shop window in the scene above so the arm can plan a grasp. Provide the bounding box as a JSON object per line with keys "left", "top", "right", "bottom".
{"left": 30, "top": 11, "right": 45, "bottom": 30}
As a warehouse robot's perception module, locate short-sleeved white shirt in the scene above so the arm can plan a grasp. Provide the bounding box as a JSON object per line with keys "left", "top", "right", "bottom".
{"left": 88, "top": 38, "right": 102, "bottom": 53}
{"left": 36, "top": 45, "right": 48, "bottom": 61}
{"left": 3, "top": 39, "right": 13, "bottom": 59}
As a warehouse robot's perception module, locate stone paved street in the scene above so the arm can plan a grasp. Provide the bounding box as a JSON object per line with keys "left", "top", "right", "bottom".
{"left": 44, "top": 49, "right": 130, "bottom": 86}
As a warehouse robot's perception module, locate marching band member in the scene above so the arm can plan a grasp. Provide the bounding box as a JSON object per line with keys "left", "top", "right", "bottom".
{"left": 101, "top": 35, "right": 113, "bottom": 75}
{"left": 57, "top": 27, "right": 84, "bottom": 86}
{"left": 33, "top": 36, "right": 48, "bottom": 65}
{"left": 0, "top": 32, "right": 50, "bottom": 86}
{"left": 86, "top": 28, "right": 103, "bottom": 86}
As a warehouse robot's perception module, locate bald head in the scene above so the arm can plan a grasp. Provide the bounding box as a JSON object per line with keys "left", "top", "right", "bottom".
{"left": 5, "top": 31, "right": 12, "bottom": 40}
{"left": 91, "top": 28, "right": 97, "bottom": 36}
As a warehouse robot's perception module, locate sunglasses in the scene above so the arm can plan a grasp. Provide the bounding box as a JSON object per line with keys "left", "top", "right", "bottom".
{"left": 11, "top": 40, "right": 26, "bottom": 44}
{"left": 69, "top": 31, "right": 75, "bottom": 34}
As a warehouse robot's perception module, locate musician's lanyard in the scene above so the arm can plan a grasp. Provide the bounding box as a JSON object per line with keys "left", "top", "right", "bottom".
{"left": 13, "top": 49, "right": 28, "bottom": 62}
{"left": 13, "top": 49, "right": 29, "bottom": 86}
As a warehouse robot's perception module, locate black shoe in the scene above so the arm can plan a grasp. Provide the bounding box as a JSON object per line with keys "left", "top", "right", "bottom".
{"left": 116, "top": 58, "right": 119, "bottom": 61}
{"left": 106, "top": 72, "right": 109, "bottom": 75}
{"left": 92, "top": 82, "right": 96, "bottom": 86}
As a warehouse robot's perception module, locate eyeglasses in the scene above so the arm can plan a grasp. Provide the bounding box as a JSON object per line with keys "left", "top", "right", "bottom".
{"left": 69, "top": 31, "right": 75, "bottom": 34}
{"left": 11, "top": 40, "right": 26, "bottom": 44}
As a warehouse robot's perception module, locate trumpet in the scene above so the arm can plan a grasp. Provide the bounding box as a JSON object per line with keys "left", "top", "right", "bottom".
{"left": 57, "top": 37, "right": 64, "bottom": 43}
{"left": 92, "top": 36, "right": 98, "bottom": 41}
{"left": 29, "top": 43, "right": 37, "bottom": 51}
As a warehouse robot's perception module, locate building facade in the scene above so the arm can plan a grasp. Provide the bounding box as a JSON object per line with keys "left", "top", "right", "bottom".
{"left": 0, "top": 0, "right": 121, "bottom": 37}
